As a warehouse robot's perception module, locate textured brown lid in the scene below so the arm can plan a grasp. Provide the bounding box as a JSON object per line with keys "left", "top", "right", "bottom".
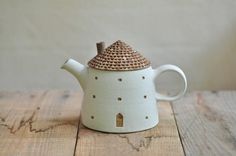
{"left": 88, "top": 40, "right": 151, "bottom": 71}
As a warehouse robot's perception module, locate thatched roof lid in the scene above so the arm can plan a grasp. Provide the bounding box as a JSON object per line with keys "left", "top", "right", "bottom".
{"left": 88, "top": 40, "right": 150, "bottom": 71}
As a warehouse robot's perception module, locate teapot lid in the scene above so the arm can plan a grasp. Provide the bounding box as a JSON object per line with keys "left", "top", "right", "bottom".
{"left": 88, "top": 40, "right": 151, "bottom": 71}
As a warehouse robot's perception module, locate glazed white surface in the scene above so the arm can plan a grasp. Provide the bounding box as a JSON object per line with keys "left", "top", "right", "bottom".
{"left": 81, "top": 67, "right": 159, "bottom": 132}
{"left": 62, "top": 59, "right": 187, "bottom": 132}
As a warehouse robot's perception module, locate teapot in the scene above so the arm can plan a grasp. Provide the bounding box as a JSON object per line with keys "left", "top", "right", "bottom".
{"left": 61, "top": 40, "right": 187, "bottom": 133}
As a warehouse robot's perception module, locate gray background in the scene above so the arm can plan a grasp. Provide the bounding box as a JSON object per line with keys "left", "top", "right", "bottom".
{"left": 1, "top": 0, "right": 236, "bottom": 92}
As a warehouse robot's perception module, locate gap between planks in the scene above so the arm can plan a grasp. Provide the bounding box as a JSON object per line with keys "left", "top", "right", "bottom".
{"left": 172, "top": 91, "right": 236, "bottom": 156}
{"left": 75, "top": 101, "right": 185, "bottom": 156}
{"left": 0, "top": 90, "right": 82, "bottom": 156}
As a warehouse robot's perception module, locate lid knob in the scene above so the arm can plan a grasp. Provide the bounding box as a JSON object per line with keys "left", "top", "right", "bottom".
{"left": 96, "top": 42, "right": 105, "bottom": 54}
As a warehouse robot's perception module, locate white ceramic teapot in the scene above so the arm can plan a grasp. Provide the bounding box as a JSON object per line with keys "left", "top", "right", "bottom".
{"left": 61, "top": 40, "right": 187, "bottom": 133}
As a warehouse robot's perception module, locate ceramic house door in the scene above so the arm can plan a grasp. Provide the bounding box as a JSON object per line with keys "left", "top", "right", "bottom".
{"left": 116, "top": 113, "right": 123, "bottom": 127}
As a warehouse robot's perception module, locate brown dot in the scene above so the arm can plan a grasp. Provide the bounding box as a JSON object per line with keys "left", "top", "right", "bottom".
{"left": 62, "top": 94, "right": 69, "bottom": 99}
{"left": 95, "top": 76, "right": 98, "bottom": 80}
{"left": 145, "top": 116, "right": 148, "bottom": 119}
{"left": 30, "top": 94, "right": 35, "bottom": 98}
{"left": 117, "top": 97, "right": 122, "bottom": 101}
{"left": 91, "top": 116, "right": 94, "bottom": 119}
{"left": 92, "top": 95, "right": 96, "bottom": 98}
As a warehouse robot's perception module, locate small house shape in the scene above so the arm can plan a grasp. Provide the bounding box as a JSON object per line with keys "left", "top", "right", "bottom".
{"left": 80, "top": 40, "right": 158, "bottom": 133}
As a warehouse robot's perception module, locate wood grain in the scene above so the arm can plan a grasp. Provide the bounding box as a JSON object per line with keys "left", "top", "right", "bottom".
{"left": 172, "top": 91, "right": 236, "bottom": 156}
{"left": 0, "top": 90, "right": 82, "bottom": 156}
{"left": 3, "top": 90, "right": 235, "bottom": 155}
{"left": 75, "top": 101, "right": 184, "bottom": 156}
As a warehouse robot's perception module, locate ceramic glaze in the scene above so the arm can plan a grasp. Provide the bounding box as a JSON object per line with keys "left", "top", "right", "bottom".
{"left": 61, "top": 40, "right": 187, "bottom": 133}
{"left": 82, "top": 67, "right": 157, "bottom": 132}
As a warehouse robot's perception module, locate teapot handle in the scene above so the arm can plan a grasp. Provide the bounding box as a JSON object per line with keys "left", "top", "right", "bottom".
{"left": 153, "top": 64, "right": 187, "bottom": 101}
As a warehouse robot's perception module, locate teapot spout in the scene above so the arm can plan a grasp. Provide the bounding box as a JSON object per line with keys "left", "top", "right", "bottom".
{"left": 61, "top": 59, "right": 87, "bottom": 90}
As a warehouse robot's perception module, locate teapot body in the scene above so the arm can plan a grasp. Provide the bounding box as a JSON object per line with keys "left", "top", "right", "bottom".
{"left": 62, "top": 40, "right": 187, "bottom": 133}
{"left": 81, "top": 67, "right": 159, "bottom": 133}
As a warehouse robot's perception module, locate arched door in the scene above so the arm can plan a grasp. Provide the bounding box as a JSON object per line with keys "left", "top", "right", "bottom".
{"left": 116, "top": 113, "right": 123, "bottom": 127}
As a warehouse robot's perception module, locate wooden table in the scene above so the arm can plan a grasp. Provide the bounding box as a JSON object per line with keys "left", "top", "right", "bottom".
{"left": 0, "top": 91, "right": 235, "bottom": 156}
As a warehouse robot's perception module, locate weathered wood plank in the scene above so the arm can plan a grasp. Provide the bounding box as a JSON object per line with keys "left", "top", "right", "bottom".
{"left": 173, "top": 91, "right": 236, "bottom": 156}
{"left": 0, "top": 90, "right": 82, "bottom": 156}
{"left": 76, "top": 102, "right": 184, "bottom": 156}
